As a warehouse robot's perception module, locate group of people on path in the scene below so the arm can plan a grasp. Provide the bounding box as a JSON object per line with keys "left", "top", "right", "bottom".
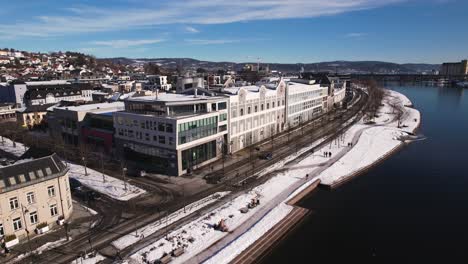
{"left": 324, "top": 151, "right": 332, "bottom": 158}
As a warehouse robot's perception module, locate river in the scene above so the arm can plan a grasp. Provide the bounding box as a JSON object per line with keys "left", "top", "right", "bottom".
{"left": 261, "top": 84, "right": 468, "bottom": 262}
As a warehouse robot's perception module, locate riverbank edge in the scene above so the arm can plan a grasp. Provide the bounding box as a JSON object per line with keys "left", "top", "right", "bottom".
{"left": 229, "top": 180, "right": 321, "bottom": 264}
{"left": 324, "top": 104, "right": 422, "bottom": 190}
{"left": 231, "top": 91, "right": 422, "bottom": 264}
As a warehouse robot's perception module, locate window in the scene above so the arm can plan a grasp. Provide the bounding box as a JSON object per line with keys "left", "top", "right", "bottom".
{"left": 0, "top": 224, "right": 3, "bottom": 237}
{"left": 29, "top": 171, "right": 36, "bottom": 179}
{"left": 48, "top": 186, "right": 56, "bottom": 197}
{"left": 240, "top": 109, "right": 244, "bottom": 116}
{"left": 9, "top": 197, "right": 19, "bottom": 210}
{"left": 220, "top": 113, "right": 227, "bottom": 121}
{"left": 166, "top": 124, "right": 173, "bottom": 133}
{"left": 267, "top": 103, "right": 270, "bottom": 109}
{"left": 273, "top": 102, "right": 275, "bottom": 108}
{"left": 158, "top": 123, "right": 165, "bottom": 132}
{"left": 30, "top": 211, "right": 38, "bottom": 224}
{"left": 169, "top": 137, "right": 174, "bottom": 146}
{"left": 13, "top": 217, "right": 22, "bottom": 231}
{"left": 261, "top": 104, "right": 264, "bottom": 111}
{"left": 27, "top": 192, "right": 35, "bottom": 204}
{"left": 36, "top": 170, "right": 44, "bottom": 177}
{"left": 45, "top": 167, "right": 52, "bottom": 175}
{"left": 247, "top": 107, "right": 251, "bottom": 114}
{"left": 159, "top": 136, "right": 166, "bottom": 144}
{"left": 50, "top": 204, "right": 58, "bottom": 216}
{"left": 218, "top": 102, "right": 227, "bottom": 110}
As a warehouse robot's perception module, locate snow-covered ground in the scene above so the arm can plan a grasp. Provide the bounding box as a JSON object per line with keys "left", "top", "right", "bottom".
{"left": 0, "top": 137, "right": 28, "bottom": 157}
{"left": 203, "top": 203, "right": 293, "bottom": 264}
{"left": 12, "top": 237, "right": 69, "bottom": 263}
{"left": 112, "top": 192, "right": 230, "bottom": 250}
{"left": 66, "top": 162, "right": 146, "bottom": 201}
{"left": 70, "top": 252, "right": 106, "bottom": 264}
{"left": 319, "top": 89, "right": 421, "bottom": 186}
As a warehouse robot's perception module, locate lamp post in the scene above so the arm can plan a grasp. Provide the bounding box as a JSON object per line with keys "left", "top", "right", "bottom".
{"left": 100, "top": 152, "right": 106, "bottom": 183}
{"left": 81, "top": 156, "right": 88, "bottom": 176}
{"left": 122, "top": 166, "right": 128, "bottom": 191}
{"left": 21, "top": 205, "right": 32, "bottom": 252}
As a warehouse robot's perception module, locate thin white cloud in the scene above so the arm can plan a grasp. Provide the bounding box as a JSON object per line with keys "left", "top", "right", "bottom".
{"left": 89, "top": 39, "right": 165, "bottom": 48}
{"left": 185, "top": 39, "right": 240, "bottom": 45}
{"left": 185, "top": 26, "right": 200, "bottom": 33}
{"left": 345, "top": 32, "right": 368, "bottom": 38}
{"left": 0, "top": 0, "right": 405, "bottom": 38}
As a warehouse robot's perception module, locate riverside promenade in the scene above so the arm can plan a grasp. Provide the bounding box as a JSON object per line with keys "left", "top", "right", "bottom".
{"left": 192, "top": 89, "right": 421, "bottom": 264}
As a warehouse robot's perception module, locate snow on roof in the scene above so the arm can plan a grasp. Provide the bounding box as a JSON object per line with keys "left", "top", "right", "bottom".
{"left": 127, "top": 92, "right": 223, "bottom": 103}
{"left": 54, "top": 102, "right": 125, "bottom": 113}
{"left": 25, "top": 80, "right": 70, "bottom": 86}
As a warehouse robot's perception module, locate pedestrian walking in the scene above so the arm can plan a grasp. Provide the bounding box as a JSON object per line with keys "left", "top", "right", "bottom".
{"left": 306, "top": 174, "right": 309, "bottom": 179}
{"left": 329, "top": 152, "right": 332, "bottom": 157}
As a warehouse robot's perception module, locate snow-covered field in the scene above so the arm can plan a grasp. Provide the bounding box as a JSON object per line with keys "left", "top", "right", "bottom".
{"left": 122, "top": 89, "right": 421, "bottom": 264}
{"left": 0, "top": 137, "right": 28, "bottom": 157}
{"left": 112, "top": 192, "right": 230, "bottom": 250}
{"left": 66, "top": 162, "right": 146, "bottom": 201}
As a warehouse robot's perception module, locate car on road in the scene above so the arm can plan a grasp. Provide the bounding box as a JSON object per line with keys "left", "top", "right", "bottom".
{"left": 259, "top": 152, "right": 273, "bottom": 160}
{"left": 69, "top": 178, "right": 82, "bottom": 192}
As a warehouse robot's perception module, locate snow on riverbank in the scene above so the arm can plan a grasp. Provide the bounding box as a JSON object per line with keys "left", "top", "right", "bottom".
{"left": 319, "top": 89, "right": 421, "bottom": 186}
{"left": 67, "top": 162, "right": 146, "bottom": 201}
{"left": 0, "top": 137, "right": 28, "bottom": 157}
{"left": 203, "top": 203, "right": 293, "bottom": 264}
{"left": 112, "top": 192, "right": 230, "bottom": 250}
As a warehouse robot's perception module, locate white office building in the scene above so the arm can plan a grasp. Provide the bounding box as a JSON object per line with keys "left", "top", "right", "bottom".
{"left": 285, "top": 79, "right": 329, "bottom": 128}
{"left": 223, "top": 80, "right": 287, "bottom": 153}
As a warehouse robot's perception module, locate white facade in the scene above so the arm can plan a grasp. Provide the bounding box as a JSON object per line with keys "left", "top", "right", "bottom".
{"left": 285, "top": 79, "right": 328, "bottom": 128}
{"left": 147, "top": 75, "right": 172, "bottom": 91}
{"left": 225, "top": 80, "right": 286, "bottom": 153}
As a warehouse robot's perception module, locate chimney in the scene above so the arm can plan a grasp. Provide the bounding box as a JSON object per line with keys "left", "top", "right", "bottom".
{"left": 155, "top": 89, "right": 159, "bottom": 100}
{"left": 194, "top": 88, "right": 198, "bottom": 98}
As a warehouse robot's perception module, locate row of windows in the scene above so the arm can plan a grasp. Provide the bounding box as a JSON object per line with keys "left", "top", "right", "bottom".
{"left": 118, "top": 129, "right": 174, "bottom": 146}
{"left": 288, "top": 99, "right": 323, "bottom": 115}
{"left": 8, "top": 186, "right": 56, "bottom": 211}
{"left": 178, "top": 116, "right": 218, "bottom": 132}
{"left": 232, "top": 99, "right": 285, "bottom": 118}
{"left": 116, "top": 117, "right": 174, "bottom": 133}
{"left": 0, "top": 167, "right": 54, "bottom": 189}
{"left": 0, "top": 204, "right": 58, "bottom": 235}
{"left": 288, "top": 90, "right": 325, "bottom": 104}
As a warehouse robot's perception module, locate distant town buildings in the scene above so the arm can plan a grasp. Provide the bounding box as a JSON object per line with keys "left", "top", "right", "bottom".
{"left": 440, "top": 60, "right": 468, "bottom": 76}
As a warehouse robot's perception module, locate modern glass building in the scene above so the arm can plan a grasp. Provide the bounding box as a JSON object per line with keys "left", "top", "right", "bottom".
{"left": 114, "top": 91, "right": 228, "bottom": 176}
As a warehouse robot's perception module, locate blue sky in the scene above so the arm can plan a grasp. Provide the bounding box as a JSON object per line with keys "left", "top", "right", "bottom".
{"left": 0, "top": 0, "right": 467, "bottom": 63}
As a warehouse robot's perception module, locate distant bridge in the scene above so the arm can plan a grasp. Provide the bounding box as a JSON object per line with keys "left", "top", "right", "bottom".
{"left": 349, "top": 74, "right": 467, "bottom": 82}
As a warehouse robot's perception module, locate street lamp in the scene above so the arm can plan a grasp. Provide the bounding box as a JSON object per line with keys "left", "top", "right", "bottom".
{"left": 81, "top": 157, "right": 88, "bottom": 176}
{"left": 122, "top": 166, "right": 128, "bottom": 191}
{"left": 21, "top": 205, "right": 32, "bottom": 252}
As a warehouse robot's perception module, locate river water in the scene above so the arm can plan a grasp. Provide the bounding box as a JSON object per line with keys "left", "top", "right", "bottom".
{"left": 262, "top": 85, "right": 468, "bottom": 262}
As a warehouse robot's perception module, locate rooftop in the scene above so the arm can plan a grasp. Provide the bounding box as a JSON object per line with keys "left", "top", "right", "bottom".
{"left": 54, "top": 101, "right": 125, "bottom": 113}
{"left": 126, "top": 92, "right": 225, "bottom": 103}
{"left": 0, "top": 153, "right": 67, "bottom": 193}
